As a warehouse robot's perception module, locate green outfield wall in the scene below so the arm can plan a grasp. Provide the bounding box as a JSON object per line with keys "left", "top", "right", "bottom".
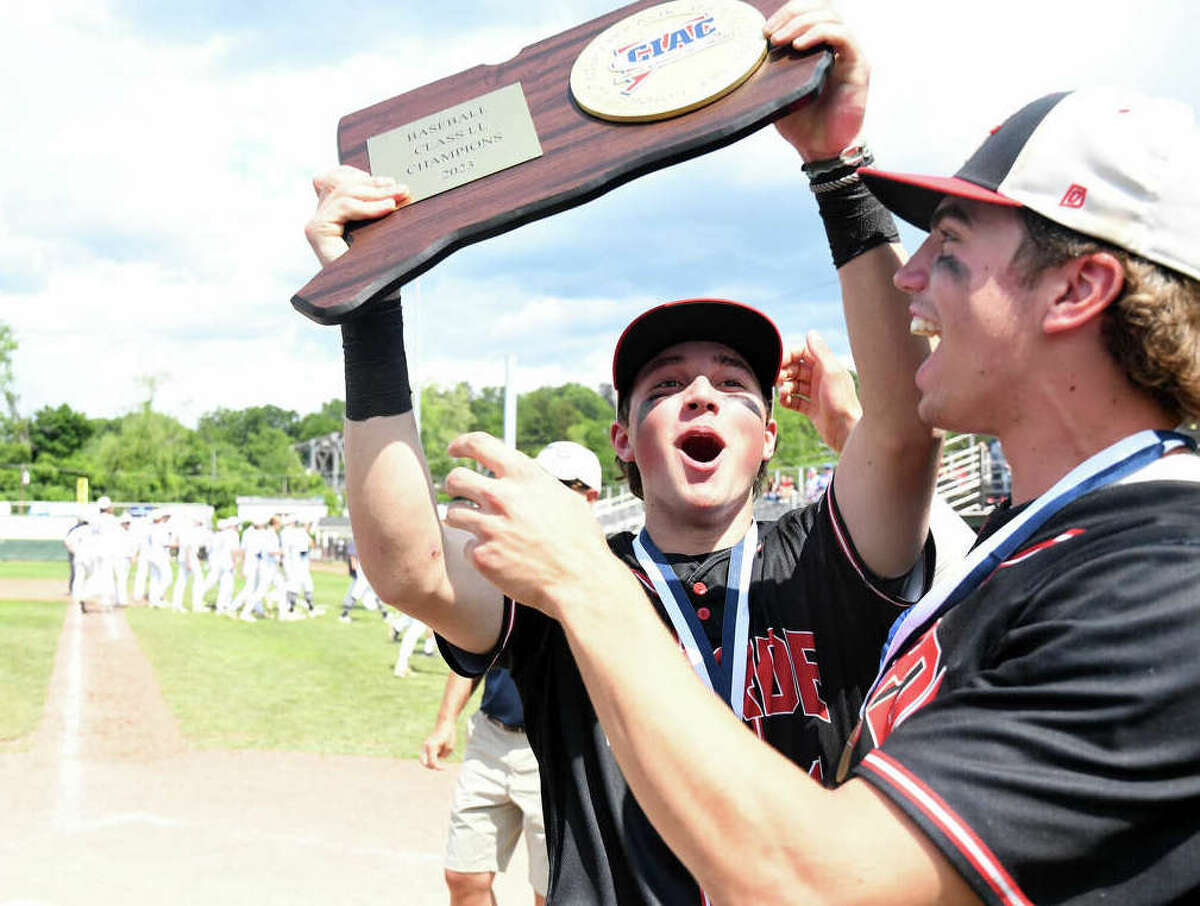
{"left": 0, "top": 540, "right": 67, "bottom": 561}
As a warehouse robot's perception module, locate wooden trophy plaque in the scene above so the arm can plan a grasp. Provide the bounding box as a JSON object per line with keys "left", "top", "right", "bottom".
{"left": 292, "top": 0, "right": 831, "bottom": 324}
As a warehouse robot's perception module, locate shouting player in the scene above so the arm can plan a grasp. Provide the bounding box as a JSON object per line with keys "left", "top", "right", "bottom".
{"left": 439, "top": 14, "right": 1200, "bottom": 906}
{"left": 303, "top": 5, "right": 940, "bottom": 902}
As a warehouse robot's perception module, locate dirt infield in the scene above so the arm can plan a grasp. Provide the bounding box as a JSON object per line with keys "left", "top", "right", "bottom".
{"left": 0, "top": 586, "right": 534, "bottom": 906}
{"left": 1, "top": 577, "right": 72, "bottom": 601}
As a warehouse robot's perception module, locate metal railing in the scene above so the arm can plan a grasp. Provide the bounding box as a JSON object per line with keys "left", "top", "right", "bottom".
{"left": 594, "top": 492, "right": 645, "bottom": 535}
{"left": 937, "top": 434, "right": 985, "bottom": 514}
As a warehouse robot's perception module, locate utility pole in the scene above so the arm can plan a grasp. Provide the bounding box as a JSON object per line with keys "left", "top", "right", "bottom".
{"left": 504, "top": 355, "right": 517, "bottom": 448}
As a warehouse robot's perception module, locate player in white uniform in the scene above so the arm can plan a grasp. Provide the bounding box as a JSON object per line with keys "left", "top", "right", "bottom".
{"left": 90, "top": 496, "right": 122, "bottom": 609}
{"left": 114, "top": 513, "right": 138, "bottom": 606}
{"left": 391, "top": 616, "right": 437, "bottom": 677}
{"left": 172, "top": 516, "right": 208, "bottom": 612}
{"left": 132, "top": 515, "right": 153, "bottom": 601}
{"left": 145, "top": 509, "right": 175, "bottom": 608}
{"left": 241, "top": 516, "right": 286, "bottom": 620}
{"left": 338, "top": 537, "right": 383, "bottom": 622}
{"left": 258, "top": 516, "right": 287, "bottom": 617}
{"left": 63, "top": 517, "right": 89, "bottom": 599}
{"left": 235, "top": 516, "right": 267, "bottom": 621}
{"left": 69, "top": 516, "right": 99, "bottom": 613}
{"left": 203, "top": 517, "right": 241, "bottom": 614}
{"left": 280, "top": 514, "right": 321, "bottom": 619}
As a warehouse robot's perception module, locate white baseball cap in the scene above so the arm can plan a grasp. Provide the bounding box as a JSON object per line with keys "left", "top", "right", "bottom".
{"left": 536, "top": 441, "right": 603, "bottom": 493}
{"left": 96, "top": 495, "right": 113, "bottom": 510}
{"left": 861, "top": 88, "right": 1200, "bottom": 281}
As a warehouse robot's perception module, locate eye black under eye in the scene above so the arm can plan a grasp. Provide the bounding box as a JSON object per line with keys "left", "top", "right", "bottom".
{"left": 935, "top": 253, "right": 963, "bottom": 274}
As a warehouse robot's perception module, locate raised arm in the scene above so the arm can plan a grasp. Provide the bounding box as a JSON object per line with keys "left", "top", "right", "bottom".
{"left": 305, "top": 167, "right": 503, "bottom": 654}
{"left": 770, "top": 1, "right": 940, "bottom": 578}
{"left": 780, "top": 329, "right": 975, "bottom": 578}
{"left": 436, "top": 3, "right": 969, "bottom": 900}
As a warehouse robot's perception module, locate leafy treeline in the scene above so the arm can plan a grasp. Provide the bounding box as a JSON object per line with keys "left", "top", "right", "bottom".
{"left": 1, "top": 399, "right": 340, "bottom": 514}
{"left": 0, "top": 322, "right": 834, "bottom": 514}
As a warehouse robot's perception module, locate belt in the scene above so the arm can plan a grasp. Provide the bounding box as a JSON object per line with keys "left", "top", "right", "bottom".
{"left": 484, "top": 714, "right": 525, "bottom": 734}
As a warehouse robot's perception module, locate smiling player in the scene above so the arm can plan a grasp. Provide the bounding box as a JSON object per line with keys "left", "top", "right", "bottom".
{"left": 303, "top": 6, "right": 941, "bottom": 902}
{"left": 439, "top": 76, "right": 1200, "bottom": 906}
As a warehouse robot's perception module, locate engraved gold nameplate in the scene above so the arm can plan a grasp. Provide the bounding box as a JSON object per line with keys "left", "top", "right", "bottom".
{"left": 293, "top": 0, "right": 833, "bottom": 324}
{"left": 570, "top": 0, "right": 767, "bottom": 123}
{"left": 366, "top": 82, "right": 543, "bottom": 204}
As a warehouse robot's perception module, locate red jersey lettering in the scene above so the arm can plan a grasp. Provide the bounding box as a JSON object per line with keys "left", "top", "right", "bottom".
{"left": 863, "top": 622, "right": 946, "bottom": 747}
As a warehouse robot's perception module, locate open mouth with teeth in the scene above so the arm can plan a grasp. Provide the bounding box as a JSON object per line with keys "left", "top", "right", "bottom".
{"left": 677, "top": 431, "right": 725, "bottom": 464}
{"left": 910, "top": 316, "right": 941, "bottom": 338}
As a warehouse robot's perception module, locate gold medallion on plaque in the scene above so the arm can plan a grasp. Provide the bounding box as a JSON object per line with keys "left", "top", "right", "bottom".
{"left": 570, "top": 0, "right": 767, "bottom": 123}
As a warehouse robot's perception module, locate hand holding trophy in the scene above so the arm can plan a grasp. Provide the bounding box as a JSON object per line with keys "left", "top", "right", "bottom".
{"left": 292, "top": 0, "right": 831, "bottom": 324}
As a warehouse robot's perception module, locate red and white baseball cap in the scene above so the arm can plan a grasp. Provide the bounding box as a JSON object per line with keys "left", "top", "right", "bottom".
{"left": 860, "top": 88, "right": 1200, "bottom": 281}
{"left": 612, "top": 298, "right": 782, "bottom": 405}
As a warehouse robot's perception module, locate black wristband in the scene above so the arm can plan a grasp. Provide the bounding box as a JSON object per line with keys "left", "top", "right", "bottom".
{"left": 815, "top": 177, "right": 900, "bottom": 269}
{"left": 341, "top": 296, "right": 413, "bottom": 421}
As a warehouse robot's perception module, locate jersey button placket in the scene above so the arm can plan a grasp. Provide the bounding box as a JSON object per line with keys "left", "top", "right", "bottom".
{"left": 693, "top": 581, "right": 711, "bottom": 621}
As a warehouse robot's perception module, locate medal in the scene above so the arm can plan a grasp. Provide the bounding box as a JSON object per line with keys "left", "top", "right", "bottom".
{"left": 871, "top": 429, "right": 1196, "bottom": 704}
{"left": 634, "top": 521, "right": 757, "bottom": 720}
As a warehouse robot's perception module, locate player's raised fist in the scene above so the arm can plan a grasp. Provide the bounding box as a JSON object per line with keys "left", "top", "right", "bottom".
{"left": 763, "top": 2, "right": 869, "bottom": 162}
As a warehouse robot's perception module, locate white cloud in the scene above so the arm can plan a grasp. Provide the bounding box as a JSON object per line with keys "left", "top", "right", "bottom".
{"left": 2, "top": 0, "right": 1196, "bottom": 427}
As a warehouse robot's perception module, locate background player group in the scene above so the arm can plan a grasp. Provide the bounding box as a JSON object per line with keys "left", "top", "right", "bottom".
{"left": 305, "top": 0, "right": 1199, "bottom": 902}
{"left": 65, "top": 506, "right": 358, "bottom": 625}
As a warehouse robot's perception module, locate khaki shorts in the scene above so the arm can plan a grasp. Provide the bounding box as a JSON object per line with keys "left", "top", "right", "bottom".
{"left": 444, "top": 711, "right": 548, "bottom": 895}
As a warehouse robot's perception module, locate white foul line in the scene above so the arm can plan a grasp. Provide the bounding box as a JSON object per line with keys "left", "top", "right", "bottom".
{"left": 55, "top": 604, "right": 83, "bottom": 827}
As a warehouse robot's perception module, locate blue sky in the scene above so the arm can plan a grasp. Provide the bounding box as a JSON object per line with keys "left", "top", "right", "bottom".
{"left": 2, "top": 0, "right": 1196, "bottom": 425}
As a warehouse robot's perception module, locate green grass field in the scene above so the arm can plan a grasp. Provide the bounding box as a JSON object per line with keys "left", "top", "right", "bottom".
{"left": 0, "top": 560, "right": 69, "bottom": 582}
{"left": 0, "top": 560, "right": 478, "bottom": 759}
{"left": 128, "top": 605, "right": 469, "bottom": 758}
{"left": 0, "top": 600, "right": 66, "bottom": 749}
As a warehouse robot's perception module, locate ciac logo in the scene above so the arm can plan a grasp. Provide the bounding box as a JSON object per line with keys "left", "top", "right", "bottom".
{"left": 609, "top": 14, "right": 728, "bottom": 95}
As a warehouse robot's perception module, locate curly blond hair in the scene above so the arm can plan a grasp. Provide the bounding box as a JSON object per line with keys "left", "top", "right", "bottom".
{"left": 1014, "top": 209, "right": 1200, "bottom": 420}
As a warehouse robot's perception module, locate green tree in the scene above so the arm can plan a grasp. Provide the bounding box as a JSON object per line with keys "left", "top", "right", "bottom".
{"left": 468, "top": 387, "right": 504, "bottom": 438}
{"left": 771, "top": 405, "right": 831, "bottom": 470}
{"left": 517, "top": 383, "right": 614, "bottom": 454}
{"left": 515, "top": 383, "right": 616, "bottom": 486}
{"left": 296, "top": 399, "right": 345, "bottom": 441}
{"left": 195, "top": 405, "right": 325, "bottom": 498}
{"left": 87, "top": 409, "right": 192, "bottom": 500}
{"left": 419, "top": 382, "right": 475, "bottom": 480}
{"left": 198, "top": 404, "right": 301, "bottom": 447}
{"left": 30, "top": 404, "right": 92, "bottom": 461}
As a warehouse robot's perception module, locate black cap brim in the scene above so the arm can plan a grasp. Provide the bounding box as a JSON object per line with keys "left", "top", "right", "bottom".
{"left": 859, "top": 92, "right": 1067, "bottom": 231}
{"left": 612, "top": 299, "right": 782, "bottom": 404}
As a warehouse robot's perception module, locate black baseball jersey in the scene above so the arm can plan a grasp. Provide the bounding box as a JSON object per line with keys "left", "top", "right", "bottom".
{"left": 441, "top": 487, "right": 932, "bottom": 905}
{"left": 847, "top": 477, "right": 1200, "bottom": 906}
